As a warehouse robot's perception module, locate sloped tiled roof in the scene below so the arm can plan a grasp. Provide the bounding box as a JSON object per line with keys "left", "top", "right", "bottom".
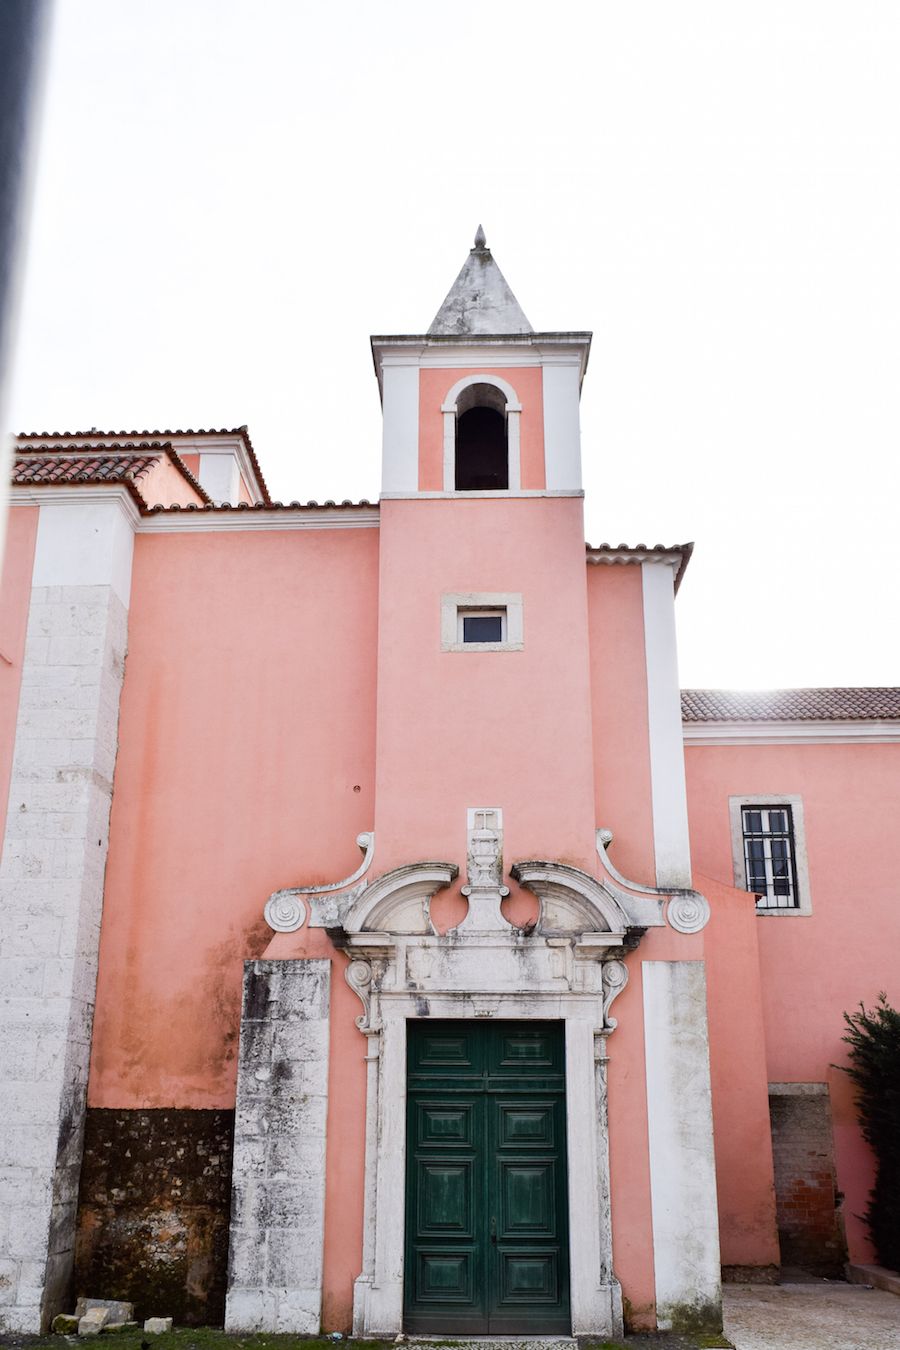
{"left": 586, "top": 541, "right": 694, "bottom": 592}
{"left": 13, "top": 443, "right": 211, "bottom": 509}
{"left": 681, "top": 688, "right": 900, "bottom": 723}
{"left": 16, "top": 425, "right": 270, "bottom": 503}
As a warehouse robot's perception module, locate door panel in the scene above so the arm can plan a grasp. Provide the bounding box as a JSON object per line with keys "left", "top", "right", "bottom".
{"left": 405, "top": 1021, "right": 570, "bottom": 1334}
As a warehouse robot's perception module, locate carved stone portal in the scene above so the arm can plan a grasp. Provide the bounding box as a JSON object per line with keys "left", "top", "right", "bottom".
{"left": 337, "top": 816, "right": 650, "bottom": 1341}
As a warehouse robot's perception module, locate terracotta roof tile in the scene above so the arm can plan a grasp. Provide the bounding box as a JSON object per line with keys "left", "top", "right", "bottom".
{"left": 143, "top": 499, "right": 375, "bottom": 513}
{"left": 586, "top": 542, "right": 694, "bottom": 592}
{"left": 16, "top": 426, "right": 271, "bottom": 503}
{"left": 681, "top": 688, "right": 900, "bottom": 722}
{"left": 13, "top": 442, "right": 212, "bottom": 508}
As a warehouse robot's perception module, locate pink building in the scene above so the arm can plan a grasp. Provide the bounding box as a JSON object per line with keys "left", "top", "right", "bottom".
{"left": 0, "top": 232, "right": 897, "bottom": 1336}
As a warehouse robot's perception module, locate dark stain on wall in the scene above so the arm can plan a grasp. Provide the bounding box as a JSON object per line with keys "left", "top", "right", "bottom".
{"left": 75, "top": 1109, "right": 235, "bottom": 1326}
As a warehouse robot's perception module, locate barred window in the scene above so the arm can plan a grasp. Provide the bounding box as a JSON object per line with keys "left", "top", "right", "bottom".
{"left": 741, "top": 806, "right": 799, "bottom": 910}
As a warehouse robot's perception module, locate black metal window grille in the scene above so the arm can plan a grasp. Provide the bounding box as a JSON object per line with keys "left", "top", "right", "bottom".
{"left": 741, "top": 805, "right": 799, "bottom": 910}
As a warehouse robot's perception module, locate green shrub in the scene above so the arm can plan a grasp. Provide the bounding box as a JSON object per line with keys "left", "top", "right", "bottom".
{"left": 841, "top": 993, "right": 900, "bottom": 1270}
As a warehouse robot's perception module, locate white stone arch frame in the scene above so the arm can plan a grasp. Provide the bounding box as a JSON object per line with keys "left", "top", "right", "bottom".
{"left": 342, "top": 857, "right": 639, "bottom": 1340}
{"left": 441, "top": 373, "right": 523, "bottom": 492}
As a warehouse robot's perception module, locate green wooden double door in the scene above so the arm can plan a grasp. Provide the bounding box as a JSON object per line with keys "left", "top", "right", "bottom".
{"left": 404, "top": 1020, "right": 570, "bottom": 1334}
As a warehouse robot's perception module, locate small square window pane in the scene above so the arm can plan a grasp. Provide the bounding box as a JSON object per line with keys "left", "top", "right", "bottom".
{"left": 462, "top": 614, "right": 503, "bottom": 643}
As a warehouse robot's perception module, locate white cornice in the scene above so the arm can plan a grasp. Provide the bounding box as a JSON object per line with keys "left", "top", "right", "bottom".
{"left": 11, "top": 484, "right": 141, "bottom": 529}
{"left": 380, "top": 490, "right": 582, "bottom": 501}
{"left": 370, "top": 335, "right": 592, "bottom": 390}
{"left": 683, "top": 719, "right": 900, "bottom": 745}
{"left": 137, "top": 508, "right": 379, "bottom": 533}
{"left": 11, "top": 485, "right": 378, "bottom": 532}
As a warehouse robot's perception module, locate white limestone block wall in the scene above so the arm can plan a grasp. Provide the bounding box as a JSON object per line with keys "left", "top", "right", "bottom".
{"left": 0, "top": 497, "right": 133, "bottom": 1332}
{"left": 642, "top": 960, "right": 722, "bottom": 1332}
{"left": 225, "top": 959, "right": 331, "bottom": 1334}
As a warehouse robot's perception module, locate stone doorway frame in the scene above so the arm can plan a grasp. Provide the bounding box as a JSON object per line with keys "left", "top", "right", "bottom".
{"left": 353, "top": 990, "right": 621, "bottom": 1337}
{"left": 340, "top": 852, "right": 647, "bottom": 1339}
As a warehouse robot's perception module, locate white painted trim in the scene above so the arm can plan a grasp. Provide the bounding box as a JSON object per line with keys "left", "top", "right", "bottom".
{"left": 371, "top": 337, "right": 590, "bottom": 378}
{"left": 380, "top": 489, "right": 582, "bottom": 500}
{"left": 381, "top": 365, "right": 420, "bottom": 494}
{"left": 440, "top": 372, "right": 523, "bottom": 413}
{"left": 543, "top": 363, "right": 583, "bottom": 491}
{"left": 162, "top": 434, "right": 263, "bottom": 504}
{"left": 32, "top": 497, "right": 136, "bottom": 609}
{"left": 728, "top": 793, "right": 812, "bottom": 917}
{"left": 198, "top": 451, "right": 241, "bottom": 506}
{"left": 642, "top": 562, "right": 692, "bottom": 888}
{"left": 11, "top": 483, "right": 141, "bottom": 526}
{"left": 139, "top": 510, "right": 379, "bottom": 533}
{"left": 11, "top": 485, "right": 379, "bottom": 532}
{"left": 642, "top": 961, "right": 721, "bottom": 1331}
{"left": 440, "top": 591, "right": 524, "bottom": 652}
{"left": 440, "top": 373, "right": 522, "bottom": 493}
{"left": 684, "top": 719, "right": 900, "bottom": 745}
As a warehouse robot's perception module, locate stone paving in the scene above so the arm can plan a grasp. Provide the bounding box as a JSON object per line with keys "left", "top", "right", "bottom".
{"left": 724, "top": 1281, "right": 900, "bottom": 1350}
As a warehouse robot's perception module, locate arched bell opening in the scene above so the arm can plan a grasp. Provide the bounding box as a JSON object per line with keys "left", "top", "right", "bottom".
{"left": 454, "top": 381, "right": 509, "bottom": 491}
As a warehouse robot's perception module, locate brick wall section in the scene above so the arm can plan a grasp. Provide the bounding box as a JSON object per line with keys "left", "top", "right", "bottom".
{"left": 0, "top": 584, "right": 128, "bottom": 1332}
{"left": 769, "top": 1087, "right": 847, "bottom": 1276}
{"left": 74, "top": 1109, "right": 235, "bottom": 1325}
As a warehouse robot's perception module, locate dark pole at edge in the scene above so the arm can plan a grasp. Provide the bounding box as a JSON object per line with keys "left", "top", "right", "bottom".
{"left": 0, "top": 0, "right": 53, "bottom": 425}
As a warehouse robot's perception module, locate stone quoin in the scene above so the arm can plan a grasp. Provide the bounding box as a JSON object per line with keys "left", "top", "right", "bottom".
{"left": 0, "top": 229, "right": 898, "bottom": 1334}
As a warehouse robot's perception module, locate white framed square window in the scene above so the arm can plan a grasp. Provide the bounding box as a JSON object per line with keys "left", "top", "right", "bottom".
{"left": 441, "top": 592, "right": 524, "bottom": 652}
{"left": 729, "top": 794, "right": 812, "bottom": 916}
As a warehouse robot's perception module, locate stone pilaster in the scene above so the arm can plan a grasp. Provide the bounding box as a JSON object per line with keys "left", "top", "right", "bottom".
{"left": 225, "top": 959, "right": 331, "bottom": 1334}
{"left": 0, "top": 495, "right": 133, "bottom": 1332}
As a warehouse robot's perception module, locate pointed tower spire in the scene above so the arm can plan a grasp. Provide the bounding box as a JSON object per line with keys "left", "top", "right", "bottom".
{"left": 428, "top": 227, "right": 533, "bottom": 336}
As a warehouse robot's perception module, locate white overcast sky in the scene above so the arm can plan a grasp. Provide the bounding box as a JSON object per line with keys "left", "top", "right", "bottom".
{"left": 8, "top": 1, "right": 900, "bottom": 688}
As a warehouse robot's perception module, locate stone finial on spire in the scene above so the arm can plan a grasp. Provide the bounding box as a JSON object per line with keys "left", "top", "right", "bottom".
{"left": 428, "top": 228, "right": 532, "bottom": 336}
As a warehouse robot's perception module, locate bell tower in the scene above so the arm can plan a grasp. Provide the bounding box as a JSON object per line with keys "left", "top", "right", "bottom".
{"left": 370, "top": 230, "right": 599, "bottom": 882}
{"left": 372, "top": 227, "right": 591, "bottom": 497}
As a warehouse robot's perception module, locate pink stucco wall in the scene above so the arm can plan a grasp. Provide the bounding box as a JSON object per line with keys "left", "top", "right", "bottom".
{"left": 586, "top": 564, "right": 656, "bottom": 887}
{"left": 700, "top": 871, "right": 780, "bottom": 1271}
{"left": 141, "top": 454, "right": 207, "bottom": 508}
{"left": 0, "top": 508, "right": 39, "bottom": 832}
{"left": 373, "top": 496, "right": 596, "bottom": 891}
{"left": 417, "top": 366, "right": 546, "bottom": 491}
{"left": 685, "top": 740, "right": 900, "bottom": 1262}
{"left": 88, "top": 524, "right": 380, "bottom": 1109}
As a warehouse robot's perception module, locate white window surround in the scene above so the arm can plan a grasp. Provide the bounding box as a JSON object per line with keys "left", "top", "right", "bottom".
{"left": 441, "top": 373, "right": 522, "bottom": 492}
{"left": 441, "top": 592, "right": 523, "bottom": 652}
{"left": 729, "top": 793, "right": 812, "bottom": 917}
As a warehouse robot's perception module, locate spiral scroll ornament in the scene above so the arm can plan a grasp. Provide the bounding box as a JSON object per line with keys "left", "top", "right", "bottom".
{"left": 666, "top": 892, "right": 710, "bottom": 934}
{"left": 263, "top": 891, "right": 307, "bottom": 933}
{"left": 345, "top": 959, "right": 374, "bottom": 1030}
{"left": 601, "top": 959, "right": 629, "bottom": 1030}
